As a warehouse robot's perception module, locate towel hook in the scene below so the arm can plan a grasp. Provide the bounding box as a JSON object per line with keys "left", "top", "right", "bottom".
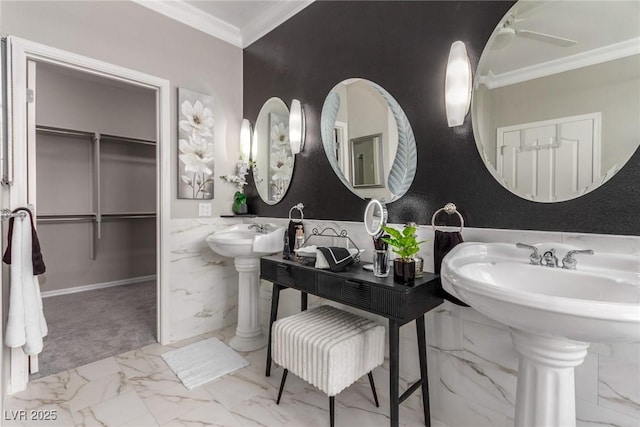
{"left": 288, "top": 203, "right": 304, "bottom": 223}
{"left": 1, "top": 204, "right": 34, "bottom": 221}
{"left": 431, "top": 202, "right": 464, "bottom": 232}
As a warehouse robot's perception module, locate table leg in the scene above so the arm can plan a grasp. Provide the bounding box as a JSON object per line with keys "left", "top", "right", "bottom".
{"left": 266, "top": 284, "right": 282, "bottom": 377}
{"left": 301, "top": 292, "right": 308, "bottom": 311}
{"left": 389, "top": 319, "right": 400, "bottom": 427}
{"left": 416, "top": 315, "right": 431, "bottom": 426}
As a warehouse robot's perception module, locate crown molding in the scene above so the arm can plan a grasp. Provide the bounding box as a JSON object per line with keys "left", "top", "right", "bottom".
{"left": 132, "top": 0, "right": 314, "bottom": 49}
{"left": 241, "top": 1, "right": 314, "bottom": 48}
{"left": 477, "top": 37, "right": 640, "bottom": 89}
{"left": 132, "top": 0, "right": 243, "bottom": 48}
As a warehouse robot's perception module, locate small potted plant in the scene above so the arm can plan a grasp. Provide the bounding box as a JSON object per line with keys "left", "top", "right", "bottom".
{"left": 232, "top": 191, "right": 248, "bottom": 215}
{"left": 381, "top": 224, "right": 425, "bottom": 283}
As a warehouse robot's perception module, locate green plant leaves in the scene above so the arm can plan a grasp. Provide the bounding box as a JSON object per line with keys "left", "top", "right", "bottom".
{"left": 380, "top": 225, "right": 425, "bottom": 260}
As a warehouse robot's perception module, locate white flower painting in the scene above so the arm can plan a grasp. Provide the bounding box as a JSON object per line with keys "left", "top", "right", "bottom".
{"left": 178, "top": 88, "right": 215, "bottom": 199}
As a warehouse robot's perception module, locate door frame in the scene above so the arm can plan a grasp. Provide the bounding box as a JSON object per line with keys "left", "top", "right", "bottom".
{"left": 5, "top": 36, "right": 171, "bottom": 393}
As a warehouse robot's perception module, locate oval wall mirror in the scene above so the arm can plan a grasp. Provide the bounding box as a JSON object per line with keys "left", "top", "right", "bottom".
{"left": 472, "top": 0, "right": 640, "bottom": 203}
{"left": 320, "top": 78, "right": 417, "bottom": 202}
{"left": 253, "top": 97, "right": 294, "bottom": 204}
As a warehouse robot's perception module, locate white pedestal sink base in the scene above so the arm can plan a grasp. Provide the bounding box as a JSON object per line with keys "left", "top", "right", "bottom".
{"left": 230, "top": 257, "right": 266, "bottom": 352}
{"left": 511, "top": 330, "right": 589, "bottom": 427}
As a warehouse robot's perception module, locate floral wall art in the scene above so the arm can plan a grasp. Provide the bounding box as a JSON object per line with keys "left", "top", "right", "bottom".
{"left": 178, "top": 88, "right": 215, "bottom": 199}
{"left": 268, "top": 113, "right": 293, "bottom": 202}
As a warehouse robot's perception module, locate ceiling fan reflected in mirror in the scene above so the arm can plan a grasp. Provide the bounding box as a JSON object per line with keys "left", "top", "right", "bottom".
{"left": 492, "top": 13, "right": 578, "bottom": 50}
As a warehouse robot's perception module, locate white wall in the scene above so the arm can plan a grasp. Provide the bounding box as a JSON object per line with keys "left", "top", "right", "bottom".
{"left": 0, "top": 0, "right": 243, "bottom": 219}
{"left": 0, "top": 0, "right": 243, "bottom": 399}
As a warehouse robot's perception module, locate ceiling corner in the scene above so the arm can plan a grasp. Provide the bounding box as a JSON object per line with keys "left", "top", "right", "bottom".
{"left": 241, "top": 1, "right": 315, "bottom": 48}
{"left": 132, "top": 0, "right": 243, "bottom": 48}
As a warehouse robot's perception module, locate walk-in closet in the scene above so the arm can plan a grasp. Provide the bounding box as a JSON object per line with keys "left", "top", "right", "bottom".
{"left": 31, "top": 62, "right": 157, "bottom": 378}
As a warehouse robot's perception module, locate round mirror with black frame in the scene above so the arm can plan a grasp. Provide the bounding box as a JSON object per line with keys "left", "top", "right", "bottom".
{"left": 320, "top": 78, "right": 417, "bottom": 202}
{"left": 252, "top": 97, "right": 294, "bottom": 205}
{"left": 472, "top": 0, "right": 640, "bottom": 203}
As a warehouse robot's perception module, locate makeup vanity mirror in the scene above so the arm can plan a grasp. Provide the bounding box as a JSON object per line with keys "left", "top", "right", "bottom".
{"left": 253, "top": 97, "right": 294, "bottom": 204}
{"left": 472, "top": 0, "right": 640, "bottom": 202}
{"left": 364, "top": 198, "right": 388, "bottom": 237}
{"left": 321, "top": 78, "right": 417, "bottom": 202}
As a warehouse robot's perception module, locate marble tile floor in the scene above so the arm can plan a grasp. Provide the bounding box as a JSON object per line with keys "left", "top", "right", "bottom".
{"left": 4, "top": 325, "right": 450, "bottom": 427}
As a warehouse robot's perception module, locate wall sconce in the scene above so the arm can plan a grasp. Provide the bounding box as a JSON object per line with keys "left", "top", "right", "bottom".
{"left": 289, "top": 99, "right": 305, "bottom": 154}
{"left": 240, "top": 118, "right": 252, "bottom": 161}
{"left": 445, "top": 40, "right": 472, "bottom": 127}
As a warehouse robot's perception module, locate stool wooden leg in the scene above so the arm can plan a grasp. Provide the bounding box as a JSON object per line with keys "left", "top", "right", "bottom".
{"left": 329, "top": 396, "right": 335, "bottom": 427}
{"left": 416, "top": 315, "right": 431, "bottom": 427}
{"left": 367, "top": 372, "right": 379, "bottom": 407}
{"left": 277, "top": 369, "right": 288, "bottom": 404}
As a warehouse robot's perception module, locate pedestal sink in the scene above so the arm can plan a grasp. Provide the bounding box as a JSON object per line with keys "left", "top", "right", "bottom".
{"left": 441, "top": 242, "right": 640, "bottom": 427}
{"left": 206, "top": 224, "right": 285, "bottom": 352}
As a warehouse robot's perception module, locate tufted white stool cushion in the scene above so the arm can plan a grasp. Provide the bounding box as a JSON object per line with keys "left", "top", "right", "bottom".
{"left": 272, "top": 304, "right": 385, "bottom": 397}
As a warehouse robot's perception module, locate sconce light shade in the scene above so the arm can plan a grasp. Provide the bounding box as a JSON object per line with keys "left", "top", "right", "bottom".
{"left": 445, "top": 41, "right": 472, "bottom": 127}
{"left": 289, "top": 99, "right": 305, "bottom": 154}
{"left": 240, "top": 119, "right": 252, "bottom": 160}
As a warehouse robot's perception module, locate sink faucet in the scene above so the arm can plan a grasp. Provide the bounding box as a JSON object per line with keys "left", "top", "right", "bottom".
{"left": 541, "top": 249, "right": 559, "bottom": 267}
{"left": 516, "top": 243, "right": 542, "bottom": 265}
{"left": 561, "top": 249, "right": 594, "bottom": 270}
{"left": 249, "top": 223, "right": 269, "bottom": 233}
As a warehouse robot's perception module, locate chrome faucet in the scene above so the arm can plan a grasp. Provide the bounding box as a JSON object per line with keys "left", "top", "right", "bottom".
{"left": 249, "top": 223, "right": 269, "bottom": 233}
{"left": 541, "top": 249, "right": 559, "bottom": 267}
{"left": 561, "top": 249, "right": 594, "bottom": 270}
{"left": 516, "top": 243, "right": 542, "bottom": 265}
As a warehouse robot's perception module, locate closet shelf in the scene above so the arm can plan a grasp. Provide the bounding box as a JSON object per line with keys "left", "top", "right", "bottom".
{"left": 36, "top": 125, "right": 156, "bottom": 146}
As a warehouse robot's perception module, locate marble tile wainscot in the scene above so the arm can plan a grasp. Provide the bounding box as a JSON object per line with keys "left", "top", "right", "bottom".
{"left": 253, "top": 217, "right": 640, "bottom": 427}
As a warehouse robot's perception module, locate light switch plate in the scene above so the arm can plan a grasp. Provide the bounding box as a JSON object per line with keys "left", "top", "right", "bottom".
{"left": 199, "top": 203, "right": 212, "bottom": 217}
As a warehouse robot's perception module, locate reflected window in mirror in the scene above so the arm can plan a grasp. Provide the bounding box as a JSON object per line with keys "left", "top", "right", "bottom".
{"left": 472, "top": 0, "right": 640, "bottom": 203}
{"left": 321, "top": 78, "right": 416, "bottom": 202}
{"left": 253, "top": 97, "right": 294, "bottom": 204}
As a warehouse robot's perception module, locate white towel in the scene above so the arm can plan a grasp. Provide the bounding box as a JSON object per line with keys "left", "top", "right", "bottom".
{"left": 5, "top": 214, "right": 47, "bottom": 355}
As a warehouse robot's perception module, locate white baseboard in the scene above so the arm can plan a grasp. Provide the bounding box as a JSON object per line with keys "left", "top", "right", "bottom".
{"left": 41, "top": 275, "right": 157, "bottom": 298}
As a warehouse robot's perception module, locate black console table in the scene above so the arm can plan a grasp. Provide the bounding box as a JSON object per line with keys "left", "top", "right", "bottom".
{"left": 260, "top": 255, "right": 444, "bottom": 427}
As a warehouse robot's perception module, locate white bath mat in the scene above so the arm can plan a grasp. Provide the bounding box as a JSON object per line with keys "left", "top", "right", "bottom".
{"left": 162, "top": 337, "right": 249, "bottom": 389}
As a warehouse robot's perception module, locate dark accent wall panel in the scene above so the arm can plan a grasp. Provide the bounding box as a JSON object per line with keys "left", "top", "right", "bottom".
{"left": 243, "top": 0, "right": 640, "bottom": 236}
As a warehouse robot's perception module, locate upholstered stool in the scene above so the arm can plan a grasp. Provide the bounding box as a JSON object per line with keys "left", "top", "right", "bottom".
{"left": 272, "top": 304, "right": 385, "bottom": 426}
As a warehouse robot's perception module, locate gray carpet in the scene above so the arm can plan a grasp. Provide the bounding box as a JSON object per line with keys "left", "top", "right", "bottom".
{"left": 32, "top": 281, "right": 157, "bottom": 379}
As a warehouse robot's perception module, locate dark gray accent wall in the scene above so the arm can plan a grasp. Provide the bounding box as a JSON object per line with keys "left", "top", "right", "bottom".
{"left": 243, "top": 0, "right": 640, "bottom": 235}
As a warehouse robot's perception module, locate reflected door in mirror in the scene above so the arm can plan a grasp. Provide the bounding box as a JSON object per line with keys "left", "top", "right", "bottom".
{"left": 497, "top": 113, "right": 600, "bottom": 201}
{"left": 351, "top": 134, "right": 384, "bottom": 188}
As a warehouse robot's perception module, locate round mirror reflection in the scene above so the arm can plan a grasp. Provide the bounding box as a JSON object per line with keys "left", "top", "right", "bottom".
{"left": 472, "top": 0, "right": 640, "bottom": 203}
{"left": 253, "top": 97, "right": 294, "bottom": 205}
{"left": 320, "top": 78, "right": 417, "bottom": 202}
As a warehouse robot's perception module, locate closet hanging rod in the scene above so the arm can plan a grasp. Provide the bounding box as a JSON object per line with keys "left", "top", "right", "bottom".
{"left": 100, "top": 134, "right": 156, "bottom": 146}
{"left": 38, "top": 213, "right": 97, "bottom": 218}
{"left": 102, "top": 215, "right": 156, "bottom": 220}
{"left": 36, "top": 217, "right": 95, "bottom": 223}
{"left": 102, "top": 212, "right": 156, "bottom": 217}
{"left": 36, "top": 125, "right": 93, "bottom": 139}
{"left": 36, "top": 125, "right": 156, "bottom": 145}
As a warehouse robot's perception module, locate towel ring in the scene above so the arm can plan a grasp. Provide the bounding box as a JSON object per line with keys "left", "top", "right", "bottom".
{"left": 288, "top": 203, "right": 304, "bottom": 223}
{"left": 431, "top": 202, "right": 464, "bottom": 232}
